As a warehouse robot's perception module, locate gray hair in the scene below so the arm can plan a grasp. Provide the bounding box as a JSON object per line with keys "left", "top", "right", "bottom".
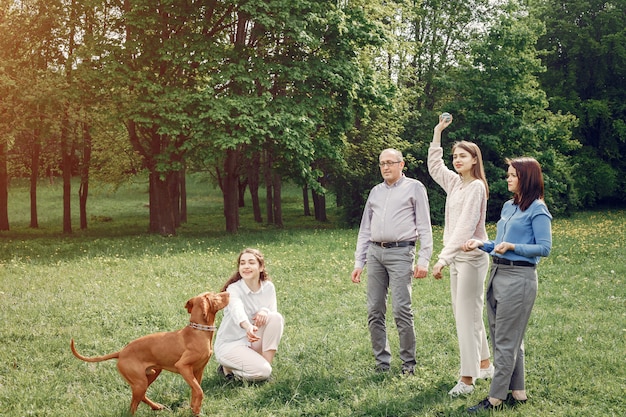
{"left": 380, "top": 148, "right": 404, "bottom": 162}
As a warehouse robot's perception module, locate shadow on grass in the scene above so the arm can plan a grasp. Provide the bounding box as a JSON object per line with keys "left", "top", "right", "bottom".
{"left": 199, "top": 366, "right": 471, "bottom": 417}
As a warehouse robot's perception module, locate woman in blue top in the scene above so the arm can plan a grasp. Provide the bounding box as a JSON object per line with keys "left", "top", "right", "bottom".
{"left": 462, "top": 157, "right": 552, "bottom": 412}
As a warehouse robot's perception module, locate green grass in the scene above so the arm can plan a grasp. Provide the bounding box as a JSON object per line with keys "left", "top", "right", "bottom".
{"left": 0, "top": 179, "right": 624, "bottom": 416}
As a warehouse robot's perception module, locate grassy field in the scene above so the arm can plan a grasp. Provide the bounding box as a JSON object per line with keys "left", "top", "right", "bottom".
{"left": 0, "top": 178, "right": 624, "bottom": 416}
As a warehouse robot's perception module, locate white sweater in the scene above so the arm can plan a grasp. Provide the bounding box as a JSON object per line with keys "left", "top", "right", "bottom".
{"left": 427, "top": 144, "right": 488, "bottom": 265}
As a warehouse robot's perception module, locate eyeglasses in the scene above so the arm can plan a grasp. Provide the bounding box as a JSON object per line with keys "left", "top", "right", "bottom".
{"left": 379, "top": 161, "right": 402, "bottom": 167}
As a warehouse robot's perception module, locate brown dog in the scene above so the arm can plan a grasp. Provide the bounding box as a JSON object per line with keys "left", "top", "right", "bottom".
{"left": 71, "top": 291, "right": 229, "bottom": 415}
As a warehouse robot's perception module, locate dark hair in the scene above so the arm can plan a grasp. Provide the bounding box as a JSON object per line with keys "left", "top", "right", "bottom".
{"left": 220, "top": 248, "right": 270, "bottom": 292}
{"left": 452, "top": 141, "right": 489, "bottom": 199}
{"left": 507, "top": 157, "right": 544, "bottom": 211}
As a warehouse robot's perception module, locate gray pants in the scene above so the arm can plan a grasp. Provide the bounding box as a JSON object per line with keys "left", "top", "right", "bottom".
{"left": 366, "top": 243, "right": 416, "bottom": 368}
{"left": 486, "top": 263, "right": 538, "bottom": 400}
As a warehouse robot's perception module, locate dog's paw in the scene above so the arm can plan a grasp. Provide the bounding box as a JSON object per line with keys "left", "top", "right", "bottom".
{"left": 147, "top": 402, "right": 167, "bottom": 411}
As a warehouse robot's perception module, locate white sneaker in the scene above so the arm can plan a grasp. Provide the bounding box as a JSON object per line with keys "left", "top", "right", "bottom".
{"left": 448, "top": 380, "right": 474, "bottom": 397}
{"left": 479, "top": 364, "right": 495, "bottom": 379}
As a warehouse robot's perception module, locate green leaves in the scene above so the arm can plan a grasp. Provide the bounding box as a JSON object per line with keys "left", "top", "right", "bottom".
{"left": 536, "top": 0, "right": 626, "bottom": 207}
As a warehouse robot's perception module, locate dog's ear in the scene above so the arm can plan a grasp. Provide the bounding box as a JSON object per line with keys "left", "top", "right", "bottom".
{"left": 202, "top": 294, "right": 215, "bottom": 322}
{"left": 216, "top": 291, "right": 229, "bottom": 310}
{"left": 185, "top": 298, "right": 195, "bottom": 314}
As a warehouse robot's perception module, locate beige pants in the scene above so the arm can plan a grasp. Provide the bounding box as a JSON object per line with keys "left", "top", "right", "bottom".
{"left": 217, "top": 311, "right": 284, "bottom": 381}
{"left": 449, "top": 251, "right": 491, "bottom": 378}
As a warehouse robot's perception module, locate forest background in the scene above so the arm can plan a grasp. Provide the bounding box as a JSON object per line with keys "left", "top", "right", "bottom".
{"left": 1, "top": 0, "right": 625, "bottom": 235}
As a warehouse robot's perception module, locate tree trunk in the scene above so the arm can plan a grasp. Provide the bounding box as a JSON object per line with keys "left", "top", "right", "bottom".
{"left": 79, "top": 123, "right": 92, "bottom": 230}
{"left": 0, "top": 137, "right": 8, "bottom": 231}
{"left": 223, "top": 149, "right": 240, "bottom": 233}
{"left": 312, "top": 189, "right": 328, "bottom": 222}
{"left": 302, "top": 185, "right": 311, "bottom": 216}
{"left": 272, "top": 172, "right": 283, "bottom": 227}
{"left": 148, "top": 170, "right": 177, "bottom": 235}
{"left": 30, "top": 133, "right": 40, "bottom": 229}
{"left": 314, "top": 173, "right": 328, "bottom": 222}
{"left": 238, "top": 178, "right": 247, "bottom": 208}
{"left": 62, "top": 4, "right": 76, "bottom": 235}
{"left": 126, "top": 120, "right": 179, "bottom": 235}
{"left": 61, "top": 113, "right": 72, "bottom": 235}
{"left": 264, "top": 150, "right": 274, "bottom": 225}
{"left": 312, "top": 191, "right": 319, "bottom": 219}
{"left": 170, "top": 171, "right": 181, "bottom": 228}
{"left": 179, "top": 168, "right": 187, "bottom": 223}
{"left": 247, "top": 153, "right": 262, "bottom": 223}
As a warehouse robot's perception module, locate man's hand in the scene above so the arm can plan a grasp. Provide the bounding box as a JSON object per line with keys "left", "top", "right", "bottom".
{"left": 351, "top": 268, "right": 363, "bottom": 283}
{"left": 413, "top": 265, "right": 428, "bottom": 279}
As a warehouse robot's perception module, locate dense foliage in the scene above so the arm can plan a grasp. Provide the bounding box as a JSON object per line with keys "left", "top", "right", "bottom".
{"left": 1, "top": 0, "right": 624, "bottom": 232}
{"left": 534, "top": 0, "right": 626, "bottom": 207}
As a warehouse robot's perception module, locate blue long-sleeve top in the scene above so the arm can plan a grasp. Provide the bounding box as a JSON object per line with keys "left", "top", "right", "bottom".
{"left": 481, "top": 199, "right": 552, "bottom": 264}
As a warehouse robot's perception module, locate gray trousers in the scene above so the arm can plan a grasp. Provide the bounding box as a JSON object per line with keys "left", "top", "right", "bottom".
{"left": 486, "top": 263, "right": 538, "bottom": 400}
{"left": 366, "top": 243, "right": 416, "bottom": 368}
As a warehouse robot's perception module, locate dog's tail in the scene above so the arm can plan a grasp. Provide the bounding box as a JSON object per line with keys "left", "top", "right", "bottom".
{"left": 70, "top": 339, "right": 120, "bottom": 362}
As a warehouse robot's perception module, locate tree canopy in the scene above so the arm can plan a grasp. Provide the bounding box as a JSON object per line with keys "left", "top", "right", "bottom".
{"left": 1, "top": 0, "right": 623, "bottom": 233}
{"left": 534, "top": 0, "right": 626, "bottom": 207}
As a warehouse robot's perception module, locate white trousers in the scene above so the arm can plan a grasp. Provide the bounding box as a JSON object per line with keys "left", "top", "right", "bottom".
{"left": 449, "top": 251, "right": 491, "bottom": 378}
{"left": 216, "top": 311, "right": 284, "bottom": 381}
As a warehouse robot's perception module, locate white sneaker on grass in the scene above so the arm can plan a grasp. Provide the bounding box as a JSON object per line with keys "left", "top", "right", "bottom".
{"left": 448, "top": 380, "right": 474, "bottom": 397}
{"left": 479, "top": 364, "right": 494, "bottom": 379}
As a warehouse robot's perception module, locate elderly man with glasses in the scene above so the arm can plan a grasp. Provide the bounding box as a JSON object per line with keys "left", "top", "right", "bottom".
{"left": 351, "top": 148, "right": 433, "bottom": 375}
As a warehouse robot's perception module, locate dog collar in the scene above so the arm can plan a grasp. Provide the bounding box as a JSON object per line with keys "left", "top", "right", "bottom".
{"left": 189, "top": 322, "right": 217, "bottom": 332}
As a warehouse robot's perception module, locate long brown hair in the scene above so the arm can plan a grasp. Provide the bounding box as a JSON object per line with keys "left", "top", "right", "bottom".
{"left": 452, "top": 141, "right": 489, "bottom": 199}
{"left": 220, "top": 248, "right": 270, "bottom": 292}
{"left": 507, "top": 157, "right": 544, "bottom": 211}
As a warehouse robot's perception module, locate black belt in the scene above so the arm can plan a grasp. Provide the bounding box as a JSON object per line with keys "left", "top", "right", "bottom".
{"left": 372, "top": 241, "right": 415, "bottom": 249}
{"left": 492, "top": 256, "right": 535, "bottom": 267}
